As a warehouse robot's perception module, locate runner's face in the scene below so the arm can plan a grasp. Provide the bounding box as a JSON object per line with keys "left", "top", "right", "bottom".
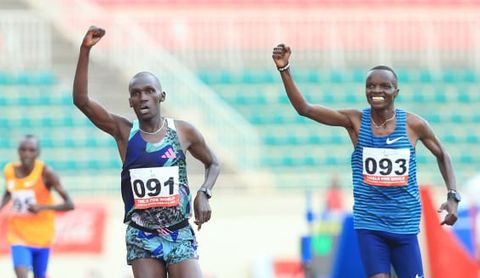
{"left": 18, "top": 139, "right": 39, "bottom": 168}
{"left": 365, "top": 70, "right": 398, "bottom": 109}
{"left": 129, "top": 75, "right": 164, "bottom": 120}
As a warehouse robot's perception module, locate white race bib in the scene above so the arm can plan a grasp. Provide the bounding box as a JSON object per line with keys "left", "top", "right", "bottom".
{"left": 11, "top": 190, "right": 37, "bottom": 214}
{"left": 129, "top": 166, "right": 180, "bottom": 209}
{"left": 362, "top": 147, "right": 410, "bottom": 186}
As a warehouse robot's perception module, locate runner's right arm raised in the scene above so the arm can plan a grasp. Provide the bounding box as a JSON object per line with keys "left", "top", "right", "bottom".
{"left": 272, "top": 44, "right": 360, "bottom": 131}
{"left": 73, "top": 26, "right": 131, "bottom": 159}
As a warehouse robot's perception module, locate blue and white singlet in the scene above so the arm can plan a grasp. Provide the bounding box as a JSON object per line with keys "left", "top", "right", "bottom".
{"left": 351, "top": 108, "right": 421, "bottom": 234}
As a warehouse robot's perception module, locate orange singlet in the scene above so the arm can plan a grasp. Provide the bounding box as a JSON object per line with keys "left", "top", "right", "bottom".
{"left": 4, "top": 160, "right": 54, "bottom": 247}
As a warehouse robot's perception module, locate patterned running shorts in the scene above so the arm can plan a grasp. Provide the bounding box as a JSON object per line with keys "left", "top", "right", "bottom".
{"left": 126, "top": 224, "right": 199, "bottom": 266}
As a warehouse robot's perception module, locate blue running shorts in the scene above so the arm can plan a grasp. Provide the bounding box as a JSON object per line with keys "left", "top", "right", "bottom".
{"left": 126, "top": 224, "right": 198, "bottom": 266}
{"left": 356, "top": 229, "right": 424, "bottom": 278}
{"left": 11, "top": 245, "right": 50, "bottom": 278}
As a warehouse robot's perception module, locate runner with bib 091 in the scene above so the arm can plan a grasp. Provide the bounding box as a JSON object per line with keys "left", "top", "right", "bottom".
{"left": 73, "top": 26, "right": 220, "bottom": 278}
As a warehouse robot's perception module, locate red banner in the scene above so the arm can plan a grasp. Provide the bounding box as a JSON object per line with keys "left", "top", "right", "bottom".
{"left": 420, "top": 186, "right": 479, "bottom": 277}
{"left": 0, "top": 202, "right": 106, "bottom": 254}
{"left": 273, "top": 259, "right": 305, "bottom": 278}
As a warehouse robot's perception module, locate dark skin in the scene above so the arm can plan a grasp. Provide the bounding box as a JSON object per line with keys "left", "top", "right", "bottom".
{"left": 272, "top": 44, "right": 458, "bottom": 278}
{"left": 73, "top": 26, "right": 220, "bottom": 278}
{"left": 0, "top": 136, "right": 74, "bottom": 278}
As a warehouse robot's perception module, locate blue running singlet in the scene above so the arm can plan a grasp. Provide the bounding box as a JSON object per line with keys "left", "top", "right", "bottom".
{"left": 351, "top": 108, "right": 421, "bottom": 234}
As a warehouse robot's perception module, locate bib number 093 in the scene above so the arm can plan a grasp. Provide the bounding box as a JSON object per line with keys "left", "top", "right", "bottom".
{"left": 362, "top": 147, "right": 410, "bottom": 186}
{"left": 364, "top": 157, "right": 407, "bottom": 176}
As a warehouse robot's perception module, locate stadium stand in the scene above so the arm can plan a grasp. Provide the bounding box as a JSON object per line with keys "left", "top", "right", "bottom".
{"left": 2, "top": 1, "right": 480, "bottom": 278}
{"left": 0, "top": 71, "right": 121, "bottom": 174}
{"left": 7, "top": 0, "right": 480, "bottom": 190}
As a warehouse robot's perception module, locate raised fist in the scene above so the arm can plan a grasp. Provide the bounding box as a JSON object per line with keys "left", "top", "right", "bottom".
{"left": 82, "top": 26, "right": 106, "bottom": 49}
{"left": 272, "top": 43, "right": 291, "bottom": 68}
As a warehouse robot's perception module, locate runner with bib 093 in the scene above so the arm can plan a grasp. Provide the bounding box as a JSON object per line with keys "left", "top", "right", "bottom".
{"left": 272, "top": 44, "right": 459, "bottom": 278}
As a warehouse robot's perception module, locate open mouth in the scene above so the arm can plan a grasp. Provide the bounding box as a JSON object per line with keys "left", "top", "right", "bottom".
{"left": 140, "top": 105, "right": 149, "bottom": 114}
{"left": 371, "top": 96, "right": 385, "bottom": 102}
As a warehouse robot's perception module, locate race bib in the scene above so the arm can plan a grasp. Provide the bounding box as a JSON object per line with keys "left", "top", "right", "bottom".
{"left": 129, "top": 166, "right": 180, "bottom": 209}
{"left": 362, "top": 147, "right": 410, "bottom": 186}
{"left": 11, "top": 190, "right": 37, "bottom": 214}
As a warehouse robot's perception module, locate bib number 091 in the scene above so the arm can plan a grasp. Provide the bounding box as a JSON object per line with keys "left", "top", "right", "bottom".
{"left": 132, "top": 177, "right": 174, "bottom": 198}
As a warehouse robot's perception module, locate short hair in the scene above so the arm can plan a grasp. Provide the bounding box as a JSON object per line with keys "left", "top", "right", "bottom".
{"left": 20, "top": 134, "right": 39, "bottom": 148}
{"left": 129, "top": 71, "right": 162, "bottom": 90}
{"left": 132, "top": 71, "right": 159, "bottom": 81}
{"left": 23, "top": 134, "right": 36, "bottom": 140}
{"left": 368, "top": 65, "right": 398, "bottom": 86}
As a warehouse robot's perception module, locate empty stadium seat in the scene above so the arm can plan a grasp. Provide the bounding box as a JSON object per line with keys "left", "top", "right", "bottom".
{"left": 0, "top": 71, "right": 120, "bottom": 176}
{"left": 0, "top": 71, "right": 56, "bottom": 85}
